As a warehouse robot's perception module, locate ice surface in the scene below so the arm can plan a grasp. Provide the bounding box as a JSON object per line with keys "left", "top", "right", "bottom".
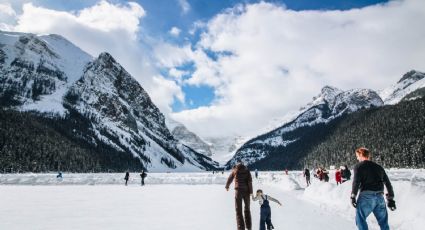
{"left": 0, "top": 169, "right": 424, "bottom": 230}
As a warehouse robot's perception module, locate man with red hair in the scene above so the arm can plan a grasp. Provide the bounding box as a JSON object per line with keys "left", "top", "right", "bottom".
{"left": 351, "top": 147, "right": 396, "bottom": 230}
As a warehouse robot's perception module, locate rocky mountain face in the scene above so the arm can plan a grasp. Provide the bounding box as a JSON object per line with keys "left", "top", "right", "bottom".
{"left": 0, "top": 31, "right": 218, "bottom": 172}
{"left": 226, "top": 86, "right": 384, "bottom": 168}
{"left": 0, "top": 32, "right": 91, "bottom": 108}
{"left": 169, "top": 123, "right": 213, "bottom": 157}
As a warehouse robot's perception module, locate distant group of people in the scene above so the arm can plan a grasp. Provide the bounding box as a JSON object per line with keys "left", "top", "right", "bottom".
{"left": 124, "top": 170, "right": 147, "bottom": 186}
{"left": 301, "top": 164, "right": 352, "bottom": 187}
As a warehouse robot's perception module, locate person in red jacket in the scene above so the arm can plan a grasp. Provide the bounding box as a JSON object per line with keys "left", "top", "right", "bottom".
{"left": 335, "top": 168, "right": 342, "bottom": 185}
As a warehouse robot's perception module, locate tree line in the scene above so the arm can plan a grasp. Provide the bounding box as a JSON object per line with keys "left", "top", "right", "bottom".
{"left": 0, "top": 109, "right": 144, "bottom": 173}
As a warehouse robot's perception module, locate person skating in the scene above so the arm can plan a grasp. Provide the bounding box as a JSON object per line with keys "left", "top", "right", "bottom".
{"left": 321, "top": 167, "right": 329, "bottom": 182}
{"left": 303, "top": 168, "right": 311, "bottom": 186}
{"left": 335, "top": 168, "right": 342, "bottom": 185}
{"left": 351, "top": 147, "right": 396, "bottom": 230}
{"left": 140, "top": 170, "right": 147, "bottom": 186}
{"left": 56, "top": 171, "right": 63, "bottom": 179}
{"left": 252, "top": 189, "right": 282, "bottom": 230}
{"left": 124, "top": 171, "right": 130, "bottom": 186}
{"left": 342, "top": 165, "right": 352, "bottom": 183}
{"left": 226, "top": 162, "right": 253, "bottom": 230}
{"left": 255, "top": 169, "right": 259, "bottom": 179}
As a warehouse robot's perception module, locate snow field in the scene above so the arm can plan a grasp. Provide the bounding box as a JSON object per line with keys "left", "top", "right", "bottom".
{"left": 0, "top": 180, "right": 353, "bottom": 230}
{"left": 1, "top": 169, "right": 424, "bottom": 229}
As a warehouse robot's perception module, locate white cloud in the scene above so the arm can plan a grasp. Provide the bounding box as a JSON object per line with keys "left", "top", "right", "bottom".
{"left": 169, "top": 67, "right": 188, "bottom": 83}
{"left": 2, "top": 0, "right": 183, "bottom": 115}
{"left": 0, "top": 2, "right": 16, "bottom": 30}
{"left": 177, "top": 0, "right": 190, "bottom": 14}
{"left": 0, "top": 2, "right": 15, "bottom": 16}
{"left": 169, "top": 26, "right": 181, "bottom": 37}
{"left": 14, "top": 1, "right": 144, "bottom": 39}
{"left": 171, "top": 0, "right": 425, "bottom": 138}
{"left": 152, "top": 42, "right": 192, "bottom": 68}
{"left": 150, "top": 75, "right": 185, "bottom": 114}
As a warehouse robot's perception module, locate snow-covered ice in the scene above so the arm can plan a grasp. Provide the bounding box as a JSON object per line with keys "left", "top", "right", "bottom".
{"left": 0, "top": 169, "right": 424, "bottom": 230}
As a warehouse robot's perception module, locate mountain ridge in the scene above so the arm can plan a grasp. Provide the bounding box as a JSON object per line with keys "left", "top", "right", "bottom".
{"left": 0, "top": 30, "right": 218, "bottom": 172}
{"left": 226, "top": 70, "right": 425, "bottom": 169}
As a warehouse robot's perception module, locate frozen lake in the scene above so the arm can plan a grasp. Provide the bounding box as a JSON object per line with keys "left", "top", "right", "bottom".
{"left": 1, "top": 170, "right": 424, "bottom": 230}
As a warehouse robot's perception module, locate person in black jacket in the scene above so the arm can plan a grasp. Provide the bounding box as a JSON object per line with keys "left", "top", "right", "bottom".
{"left": 303, "top": 168, "right": 311, "bottom": 186}
{"left": 351, "top": 147, "right": 396, "bottom": 230}
{"left": 124, "top": 171, "right": 130, "bottom": 186}
{"left": 342, "top": 165, "right": 352, "bottom": 183}
{"left": 140, "top": 170, "right": 147, "bottom": 186}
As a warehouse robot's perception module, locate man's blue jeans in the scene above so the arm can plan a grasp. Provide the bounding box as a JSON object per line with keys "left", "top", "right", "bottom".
{"left": 355, "top": 191, "right": 390, "bottom": 230}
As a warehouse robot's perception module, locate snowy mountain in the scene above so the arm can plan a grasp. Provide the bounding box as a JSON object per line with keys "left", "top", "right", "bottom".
{"left": 226, "top": 86, "right": 383, "bottom": 168}
{"left": 204, "top": 136, "right": 248, "bottom": 164}
{"left": 0, "top": 31, "right": 218, "bottom": 172}
{"left": 166, "top": 119, "right": 213, "bottom": 157}
{"left": 0, "top": 32, "right": 91, "bottom": 111}
{"left": 379, "top": 70, "right": 425, "bottom": 105}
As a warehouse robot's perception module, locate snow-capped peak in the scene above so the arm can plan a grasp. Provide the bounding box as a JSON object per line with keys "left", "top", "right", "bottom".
{"left": 226, "top": 86, "right": 383, "bottom": 168}
{"left": 379, "top": 70, "right": 425, "bottom": 105}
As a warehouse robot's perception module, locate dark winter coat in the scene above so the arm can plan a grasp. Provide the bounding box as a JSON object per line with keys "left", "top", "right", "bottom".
{"left": 342, "top": 168, "right": 352, "bottom": 180}
{"left": 140, "top": 172, "right": 147, "bottom": 178}
{"left": 304, "top": 169, "right": 310, "bottom": 177}
{"left": 226, "top": 163, "right": 253, "bottom": 194}
{"left": 351, "top": 160, "right": 394, "bottom": 198}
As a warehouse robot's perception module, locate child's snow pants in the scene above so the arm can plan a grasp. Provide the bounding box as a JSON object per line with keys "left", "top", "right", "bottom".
{"left": 260, "top": 199, "right": 273, "bottom": 230}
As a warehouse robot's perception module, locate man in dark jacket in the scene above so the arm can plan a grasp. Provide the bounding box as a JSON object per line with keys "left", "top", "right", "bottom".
{"left": 303, "top": 168, "right": 311, "bottom": 186}
{"left": 226, "top": 162, "right": 253, "bottom": 230}
{"left": 342, "top": 165, "right": 352, "bottom": 183}
{"left": 124, "top": 171, "right": 130, "bottom": 186}
{"left": 351, "top": 147, "right": 396, "bottom": 230}
{"left": 140, "top": 170, "right": 147, "bottom": 186}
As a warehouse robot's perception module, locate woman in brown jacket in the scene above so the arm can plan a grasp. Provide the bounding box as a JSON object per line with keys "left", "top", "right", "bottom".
{"left": 226, "top": 162, "right": 253, "bottom": 230}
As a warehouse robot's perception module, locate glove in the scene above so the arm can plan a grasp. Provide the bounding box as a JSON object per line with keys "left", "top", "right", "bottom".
{"left": 386, "top": 194, "right": 396, "bottom": 211}
{"left": 351, "top": 197, "right": 357, "bottom": 208}
{"left": 387, "top": 199, "right": 396, "bottom": 211}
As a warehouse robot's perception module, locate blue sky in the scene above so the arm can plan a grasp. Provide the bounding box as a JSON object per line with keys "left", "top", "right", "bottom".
{"left": 3, "top": 0, "right": 423, "bottom": 137}
{"left": 137, "top": 0, "right": 389, "bottom": 112}
{"left": 15, "top": 0, "right": 388, "bottom": 112}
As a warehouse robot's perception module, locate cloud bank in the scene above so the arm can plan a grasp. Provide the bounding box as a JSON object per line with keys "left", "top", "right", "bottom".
{"left": 169, "top": 0, "right": 425, "bottom": 138}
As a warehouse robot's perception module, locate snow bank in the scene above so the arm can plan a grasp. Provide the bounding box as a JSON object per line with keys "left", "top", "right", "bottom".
{"left": 0, "top": 172, "right": 229, "bottom": 185}
{"left": 0, "top": 171, "right": 305, "bottom": 187}
{"left": 301, "top": 169, "right": 425, "bottom": 230}
{"left": 255, "top": 172, "right": 303, "bottom": 191}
